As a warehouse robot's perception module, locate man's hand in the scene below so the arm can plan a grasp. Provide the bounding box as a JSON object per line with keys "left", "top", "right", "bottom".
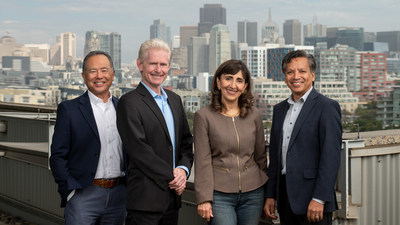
{"left": 307, "top": 199, "right": 324, "bottom": 222}
{"left": 168, "top": 168, "right": 187, "bottom": 195}
{"left": 264, "top": 198, "right": 278, "bottom": 219}
{"left": 197, "top": 201, "right": 213, "bottom": 222}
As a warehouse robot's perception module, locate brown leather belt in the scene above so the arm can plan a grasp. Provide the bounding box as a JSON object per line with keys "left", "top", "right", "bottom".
{"left": 92, "top": 177, "right": 124, "bottom": 188}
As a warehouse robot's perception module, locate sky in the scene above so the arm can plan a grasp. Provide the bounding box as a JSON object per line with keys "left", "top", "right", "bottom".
{"left": 1, "top": 0, "right": 399, "bottom": 64}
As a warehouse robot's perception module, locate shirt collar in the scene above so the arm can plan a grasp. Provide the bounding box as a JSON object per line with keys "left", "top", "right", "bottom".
{"left": 287, "top": 86, "right": 313, "bottom": 104}
{"left": 141, "top": 81, "right": 168, "bottom": 99}
{"left": 88, "top": 90, "right": 112, "bottom": 104}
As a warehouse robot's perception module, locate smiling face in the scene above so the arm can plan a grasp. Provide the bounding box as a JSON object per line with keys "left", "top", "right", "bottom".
{"left": 82, "top": 54, "right": 114, "bottom": 102}
{"left": 284, "top": 57, "right": 315, "bottom": 101}
{"left": 217, "top": 70, "right": 248, "bottom": 106}
{"left": 137, "top": 48, "right": 170, "bottom": 95}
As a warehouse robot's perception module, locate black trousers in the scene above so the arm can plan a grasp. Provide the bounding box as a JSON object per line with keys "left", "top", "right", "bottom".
{"left": 278, "top": 175, "right": 332, "bottom": 225}
{"left": 125, "top": 191, "right": 179, "bottom": 225}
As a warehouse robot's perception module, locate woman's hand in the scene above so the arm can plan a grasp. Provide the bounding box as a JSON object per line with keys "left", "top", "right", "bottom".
{"left": 197, "top": 201, "right": 213, "bottom": 222}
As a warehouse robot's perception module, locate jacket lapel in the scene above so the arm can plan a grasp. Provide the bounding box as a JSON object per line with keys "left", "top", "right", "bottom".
{"left": 79, "top": 91, "right": 100, "bottom": 140}
{"left": 112, "top": 96, "right": 118, "bottom": 109}
{"left": 276, "top": 101, "right": 290, "bottom": 155}
{"left": 137, "top": 83, "right": 172, "bottom": 143}
{"left": 167, "top": 94, "right": 180, "bottom": 145}
{"left": 288, "top": 89, "right": 318, "bottom": 150}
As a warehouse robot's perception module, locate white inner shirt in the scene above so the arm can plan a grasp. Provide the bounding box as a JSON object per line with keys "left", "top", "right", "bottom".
{"left": 88, "top": 91, "right": 124, "bottom": 179}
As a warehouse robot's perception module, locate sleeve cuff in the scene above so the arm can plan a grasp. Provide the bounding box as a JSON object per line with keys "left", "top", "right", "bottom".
{"left": 312, "top": 198, "right": 325, "bottom": 205}
{"left": 176, "top": 166, "right": 189, "bottom": 179}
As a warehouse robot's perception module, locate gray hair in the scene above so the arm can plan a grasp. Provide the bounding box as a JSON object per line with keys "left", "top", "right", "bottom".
{"left": 137, "top": 38, "right": 172, "bottom": 63}
{"left": 82, "top": 50, "right": 114, "bottom": 74}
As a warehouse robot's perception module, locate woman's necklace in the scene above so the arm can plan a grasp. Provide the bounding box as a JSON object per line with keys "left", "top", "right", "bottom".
{"left": 222, "top": 108, "right": 240, "bottom": 117}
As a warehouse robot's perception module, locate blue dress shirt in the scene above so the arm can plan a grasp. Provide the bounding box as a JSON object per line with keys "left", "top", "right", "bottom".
{"left": 141, "top": 81, "right": 189, "bottom": 176}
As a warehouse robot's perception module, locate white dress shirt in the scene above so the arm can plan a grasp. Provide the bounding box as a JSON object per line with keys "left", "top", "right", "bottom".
{"left": 88, "top": 91, "right": 124, "bottom": 179}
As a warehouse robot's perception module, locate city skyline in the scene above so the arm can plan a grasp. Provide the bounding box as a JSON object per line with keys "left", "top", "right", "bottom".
{"left": 1, "top": 0, "right": 399, "bottom": 63}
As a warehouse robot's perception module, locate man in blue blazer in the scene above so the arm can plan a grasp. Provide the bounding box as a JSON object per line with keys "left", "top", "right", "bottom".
{"left": 50, "top": 51, "right": 127, "bottom": 225}
{"left": 117, "top": 39, "right": 193, "bottom": 225}
{"left": 264, "top": 50, "right": 342, "bottom": 225}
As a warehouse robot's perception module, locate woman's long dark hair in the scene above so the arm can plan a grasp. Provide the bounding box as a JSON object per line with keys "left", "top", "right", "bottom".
{"left": 210, "top": 59, "right": 253, "bottom": 118}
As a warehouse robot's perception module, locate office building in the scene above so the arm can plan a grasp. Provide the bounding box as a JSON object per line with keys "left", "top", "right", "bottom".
{"left": 252, "top": 77, "right": 291, "bottom": 120}
{"left": 262, "top": 8, "right": 279, "bottom": 44}
{"left": 376, "top": 31, "right": 400, "bottom": 52}
{"left": 49, "top": 32, "right": 75, "bottom": 66}
{"left": 283, "top": 19, "right": 301, "bottom": 45}
{"left": 24, "top": 44, "right": 50, "bottom": 64}
{"left": 237, "top": 20, "right": 257, "bottom": 46}
{"left": 171, "top": 47, "right": 188, "bottom": 71}
{"left": 197, "top": 72, "right": 211, "bottom": 92}
{"left": 303, "top": 16, "right": 327, "bottom": 38}
{"left": 314, "top": 81, "right": 359, "bottom": 113}
{"left": 387, "top": 58, "right": 400, "bottom": 76}
{"left": 60, "top": 32, "right": 76, "bottom": 66}
{"left": 327, "top": 27, "right": 364, "bottom": 50}
{"left": 0, "top": 36, "right": 21, "bottom": 63}
{"left": 364, "top": 42, "right": 389, "bottom": 54}
{"left": 150, "top": 19, "right": 171, "bottom": 45}
{"left": 377, "top": 79, "right": 400, "bottom": 127}
{"left": 315, "top": 45, "right": 358, "bottom": 91}
{"left": 209, "top": 24, "right": 231, "bottom": 75}
{"left": 180, "top": 26, "right": 198, "bottom": 47}
{"left": 188, "top": 34, "right": 209, "bottom": 76}
{"left": 352, "top": 52, "right": 392, "bottom": 102}
{"left": 84, "top": 31, "right": 121, "bottom": 69}
{"left": 304, "top": 37, "right": 328, "bottom": 49}
{"left": 2, "top": 56, "right": 30, "bottom": 71}
{"left": 198, "top": 4, "right": 226, "bottom": 35}
{"left": 364, "top": 32, "right": 377, "bottom": 43}
{"left": 240, "top": 46, "right": 268, "bottom": 78}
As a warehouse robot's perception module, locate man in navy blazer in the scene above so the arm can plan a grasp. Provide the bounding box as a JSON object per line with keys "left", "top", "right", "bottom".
{"left": 117, "top": 39, "right": 193, "bottom": 225}
{"left": 50, "top": 51, "right": 127, "bottom": 225}
{"left": 264, "top": 50, "right": 342, "bottom": 225}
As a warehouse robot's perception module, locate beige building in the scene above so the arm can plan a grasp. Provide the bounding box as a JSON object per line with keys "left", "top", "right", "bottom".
{"left": 253, "top": 78, "right": 359, "bottom": 121}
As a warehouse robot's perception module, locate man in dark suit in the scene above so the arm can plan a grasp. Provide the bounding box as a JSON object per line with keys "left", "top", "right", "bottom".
{"left": 116, "top": 38, "right": 193, "bottom": 225}
{"left": 50, "top": 51, "right": 127, "bottom": 225}
{"left": 264, "top": 50, "right": 342, "bottom": 225}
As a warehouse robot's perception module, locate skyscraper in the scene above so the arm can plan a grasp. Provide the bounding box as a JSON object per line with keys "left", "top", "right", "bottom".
{"left": 303, "top": 16, "right": 327, "bottom": 38}
{"left": 180, "top": 26, "right": 198, "bottom": 47}
{"left": 60, "top": 32, "right": 76, "bottom": 66}
{"left": 327, "top": 27, "right": 364, "bottom": 50}
{"left": 237, "top": 20, "right": 258, "bottom": 46}
{"left": 377, "top": 31, "right": 400, "bottom": 52}
{"left": 240, "top": 46, "right": 268, "bottom": 77}
{"left": 209, "top": 24, "right": 231, "bottom": 75}
{"left": 283, "top": 19, "right": 302, "bottom": 45}
{"left": 198, "top": 4, "right": 226, "bottom": 35}
{"left": 262, "top": 8, "right": 279, "bottom": 44}
{"left": 188, "top": 34, "right": 209, "bottom": 76}
{"left": 84, "top": 31, "right": 121, "bottom": 69}
{"left": 109, "top": 33, "right": 121, "bottom": 69}
{"left": 150, "top": 19, "right": 171, "bottom": 45}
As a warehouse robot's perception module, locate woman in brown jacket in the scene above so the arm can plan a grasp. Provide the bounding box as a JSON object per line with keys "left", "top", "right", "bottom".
{"left": 194, "top": 59, "right": 268, "bottom": 225}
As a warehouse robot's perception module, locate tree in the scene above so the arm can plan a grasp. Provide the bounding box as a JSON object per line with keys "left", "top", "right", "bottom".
{"left": 352, "top": 102, "right": 382, "bottom": 131}
{"left": 185, "top": 111, "right": 194, "bottom": 133}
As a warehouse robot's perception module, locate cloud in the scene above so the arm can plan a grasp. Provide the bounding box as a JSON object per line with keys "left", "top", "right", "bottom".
{"left": 2, "top": 20, "right": 20, "bottom": 25}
